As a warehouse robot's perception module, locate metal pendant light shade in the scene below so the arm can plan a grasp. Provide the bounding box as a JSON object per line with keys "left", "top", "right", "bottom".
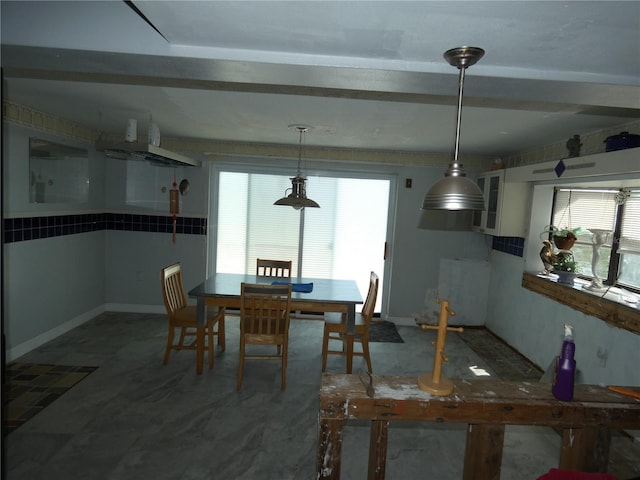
{"left": 420, "top": 170, "right": 485, "bottom": 210}
{"left": 274, "top": 125, "right": 320, "bottom": 210}
{"left": 421, "top": 46, "right": 486, "bottom": 212}
{"left": 274, "top": 175, "right": 320, "bottom": 209}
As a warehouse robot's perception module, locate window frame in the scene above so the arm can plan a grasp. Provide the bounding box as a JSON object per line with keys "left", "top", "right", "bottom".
{"left": 207, "top": 159, "right": 398, "bottom": 318}
{"left": 548, "top": 186, "right": 639, "bottom": 294}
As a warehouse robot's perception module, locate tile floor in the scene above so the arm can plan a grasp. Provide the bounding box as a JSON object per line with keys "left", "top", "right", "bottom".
{"left": 4, "top": 363, "right": 99, "bottom": 433}
{"left": 4, "top": 312, "right": 639, "bottom": 480}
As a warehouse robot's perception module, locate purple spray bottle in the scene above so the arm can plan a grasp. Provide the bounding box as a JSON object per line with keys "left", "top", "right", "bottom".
{"left": 552, "top": 324, "right": 576, "bottom": 401}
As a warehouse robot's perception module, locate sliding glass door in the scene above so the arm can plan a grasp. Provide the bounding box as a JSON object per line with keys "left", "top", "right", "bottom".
{"left": 213, "top": 169, "right": 391, "bottom": 312}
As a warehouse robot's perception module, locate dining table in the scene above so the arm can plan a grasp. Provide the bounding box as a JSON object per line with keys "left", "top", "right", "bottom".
{"left": 188, "top": 272, "right": 364, "bottom": 374}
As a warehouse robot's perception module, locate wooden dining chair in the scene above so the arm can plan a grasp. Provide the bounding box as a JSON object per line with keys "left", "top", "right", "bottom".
{"left": 256, "top": 258, "right": 292, "bottom": 278}
{"left": 161, "top": 262, "right": 226, "bottom": 370}
{"left": 237, "top": 283, "right": 293, "bottom": 390}
{"left": 321, "top": 271, "right": 379, "bottom": 374}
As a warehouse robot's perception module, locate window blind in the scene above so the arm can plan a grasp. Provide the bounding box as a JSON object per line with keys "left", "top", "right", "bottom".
{"left": 552, "top": 189, "right": 617, "bottom": 243}
{"left": 619, "top": 190, "right": 640, "bottom": 255}
{"left": 217, "top": 172, "right": 300, "bottom": 274}
{"left": 215, "top": 170, "right": 390, "bottom": 311}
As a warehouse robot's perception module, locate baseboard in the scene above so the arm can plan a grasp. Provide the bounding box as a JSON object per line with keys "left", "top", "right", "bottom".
{"left": 386, "top": 316, "right": 419, "bottom": 327}
{"left": 7, "top": 304, "right": 167, "bottom": 361}
{"left": 104, "top": 303, "right": 165, "bottom": 314}
{"left": 7, "top": 305, "right": 106, "bottom": 362}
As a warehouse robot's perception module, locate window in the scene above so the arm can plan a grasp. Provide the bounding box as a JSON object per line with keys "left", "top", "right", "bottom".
{"left": 214, "top": 170, "right": 391, "bottom": 312}
{"left": 550, "top": 187, "right": 640, "bottom": 291}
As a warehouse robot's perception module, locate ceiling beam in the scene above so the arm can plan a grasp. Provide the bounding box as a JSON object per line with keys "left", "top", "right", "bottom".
{"left": 3, "top": 46, "right": 639, "bottom": 116}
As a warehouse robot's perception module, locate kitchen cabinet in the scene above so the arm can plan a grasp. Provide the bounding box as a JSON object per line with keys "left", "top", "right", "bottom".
{"left": 472, "top": 169, "right": 528, "bottom": 237}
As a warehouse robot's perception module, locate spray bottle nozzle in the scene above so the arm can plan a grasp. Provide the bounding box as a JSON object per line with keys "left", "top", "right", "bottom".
{"left": 564, "top": 324, "right": 573, "bottom": 340}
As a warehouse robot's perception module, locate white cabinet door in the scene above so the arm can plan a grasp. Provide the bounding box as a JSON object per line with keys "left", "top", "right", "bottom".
{"left": 472, "top": 170, "right": 528, "bottom": 237}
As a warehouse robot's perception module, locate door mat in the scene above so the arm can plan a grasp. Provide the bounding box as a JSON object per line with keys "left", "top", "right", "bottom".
{"left": 368, "top": 320, "right": 404, "bottom": 343}
{"left": 3, "top": 363, "right": 98, "bottom": 433}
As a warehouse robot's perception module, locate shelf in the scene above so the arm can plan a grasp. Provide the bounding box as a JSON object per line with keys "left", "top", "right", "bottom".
{"left": 521, "top": 272, "right": 640, "bottom": 335}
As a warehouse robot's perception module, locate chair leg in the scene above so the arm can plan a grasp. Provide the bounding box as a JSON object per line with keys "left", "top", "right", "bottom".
{"left": 237, "top": 339, "right": 245, "bottom": 390}
{"left": 362, "top": 337, "right": 372, "bottom": 373}
{"left": 345, "top": 334, "right": 355, "bottom": 374}
{"left": 178, "top": 327, "right": 187, "bottom": 347}
{"left": 163, "top": 326, "right": 175, "bottom": 365}
{"left": 217, "top": 312, "right": 226, "bottom": 352}
{"left": 281, "top": 339, "right": 288, "bottom": 390}
{"left": 207, "top": 320, "right": 214, "bottom": 369}
{"left": 195, "top": 326, "right": 205, "bottom": 375}
{"left": 321, "top": 325, "right": 330, "bottom": 372}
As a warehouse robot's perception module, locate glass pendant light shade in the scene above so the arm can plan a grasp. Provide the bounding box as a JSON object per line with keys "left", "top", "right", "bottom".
{"left": 274, "top": 125, "right": 320, "bottom": 209}
{"left": 421, "top": 46, "right": 485, "bottom": 213}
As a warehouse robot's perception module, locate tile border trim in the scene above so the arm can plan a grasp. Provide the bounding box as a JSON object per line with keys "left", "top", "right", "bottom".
{"left": 3, "top": 213, "right": 206, "bottom": 243}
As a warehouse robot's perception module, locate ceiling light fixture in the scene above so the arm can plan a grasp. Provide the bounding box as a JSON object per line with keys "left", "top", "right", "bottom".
{"left": 274, "top": 125, "right": 320, "bottom": 210}
{"left": 421, "top": 46, "right": 486, "bottom": 212}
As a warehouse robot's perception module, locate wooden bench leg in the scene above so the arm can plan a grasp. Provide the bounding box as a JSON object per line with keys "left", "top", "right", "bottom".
{"left": 463, "top": 424, "right": 505, "bottom": 480}
{"left": 317, "top": 419, "right": 343, "bottom": 479}
{"left": 368, "top": 420, "right": 389, "bottom": 480}
{"left": 559, "top": 426, "right": 611, "bottom": 472}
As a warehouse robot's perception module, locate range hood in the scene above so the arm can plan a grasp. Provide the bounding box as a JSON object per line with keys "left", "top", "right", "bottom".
{"left": 95, "top": 140, "right": 201, "bottom": 167}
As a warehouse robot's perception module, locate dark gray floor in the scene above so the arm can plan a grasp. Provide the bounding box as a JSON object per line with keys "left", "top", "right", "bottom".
{"left": 5, "top": 312, "right": 639, "bottom": 479}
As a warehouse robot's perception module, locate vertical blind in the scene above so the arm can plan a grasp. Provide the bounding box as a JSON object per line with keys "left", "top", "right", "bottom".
{"left": 217, "top": 172, "right": 299, "bottom": 274}
{"left": 215, "top": 171, "right": 390, "bottom": 311}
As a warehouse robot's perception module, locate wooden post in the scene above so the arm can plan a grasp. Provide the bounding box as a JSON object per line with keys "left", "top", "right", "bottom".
{"left": 559, "top": 426, "right": 611, "bottom": 472}
{"left": 463, "top": 424, "right": 505, "bottom": 480}
{"left": 317, "top": 418, "right": 343, "bottom": 479}
{"left": 368, "top": 420, "right": 389, "bottom": 480}
{"left": 418, "top": 299, "right": 464, "bottom": 395}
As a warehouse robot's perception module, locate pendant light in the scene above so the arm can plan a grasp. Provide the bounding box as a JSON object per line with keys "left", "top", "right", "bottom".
{"left": 274, "top": 125, "right": 320, "bottom": 210}
{"left": 421, "top": 46, "right": 486, "bottom": 212}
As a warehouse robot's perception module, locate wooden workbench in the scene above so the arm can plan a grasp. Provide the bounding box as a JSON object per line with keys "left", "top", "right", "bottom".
{"left": 316, "top": 374, "right": 640, "bottom": 479}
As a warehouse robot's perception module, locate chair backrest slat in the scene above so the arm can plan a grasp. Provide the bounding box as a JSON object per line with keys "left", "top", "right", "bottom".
{"left": 361, "top": 271, "right": 379, "bottom": 325}
{"left": 256, "top": 259, "right": 292, "bottom": 278}
{"left": 241, "top": 283, "right": 292, "bottom": 336}
{"left": 161, "top": 262, "right": 188, "bottom": 318}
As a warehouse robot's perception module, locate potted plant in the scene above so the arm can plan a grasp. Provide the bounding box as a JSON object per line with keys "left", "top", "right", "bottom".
{"left": 553, "top": 252, "right": 581, "bottom": 285}
{"left": 540, "top": 225, "right": 583, "bottom": 251}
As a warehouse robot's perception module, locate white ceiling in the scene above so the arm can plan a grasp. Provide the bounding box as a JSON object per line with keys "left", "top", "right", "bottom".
{"left": 1, "top": 0, "right": 639, "bottom": 159}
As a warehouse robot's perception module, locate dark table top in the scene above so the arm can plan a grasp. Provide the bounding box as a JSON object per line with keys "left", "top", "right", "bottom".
{"left": 188, "top": 272, "right": 363, "bottom": 306}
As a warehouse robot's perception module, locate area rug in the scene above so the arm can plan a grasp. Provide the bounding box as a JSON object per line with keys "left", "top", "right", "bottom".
{"left": 369, "top": 320, "right": 404, "bottom": 343}
{"left": 3, "top": 363, "right": 98, "bottom": 433}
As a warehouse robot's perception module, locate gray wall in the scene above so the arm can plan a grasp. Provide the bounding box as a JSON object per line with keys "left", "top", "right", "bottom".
{"left": 388, "top": 166, "right": 490, "bottom": 317}
{"left": 487, "top": 250, "right": 640, "bottom": 387}
{"left": 4, "top": 122, "right": 639, "bottom": 396}
{"left": 3, "top": 124, "right": 107, "bottom": 349}
{"left": 2, "top": 123, "right": 490, "bottom": 354}
{"left": 103, "top": 154, "right": 210, "bottom": 306}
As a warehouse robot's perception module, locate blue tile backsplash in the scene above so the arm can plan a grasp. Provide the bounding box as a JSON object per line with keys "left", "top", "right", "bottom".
{"left": 5, "top": 214, "right": 523, "bottom": 260}
{"left": 3, "top": 213, "right": 207, "bottom": 243}
{"left": 492, "top": 236, "right": 525, "bottom": 257}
